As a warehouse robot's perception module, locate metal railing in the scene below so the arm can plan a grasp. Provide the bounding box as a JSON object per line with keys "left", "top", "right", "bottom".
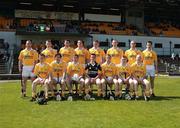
{"left": 6, "top": 48, "right": 14, "bottom": 74}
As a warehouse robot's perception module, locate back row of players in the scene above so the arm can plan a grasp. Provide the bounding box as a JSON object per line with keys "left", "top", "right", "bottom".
{"left": 18, "top": 39, "right": 158, "bottom": 101}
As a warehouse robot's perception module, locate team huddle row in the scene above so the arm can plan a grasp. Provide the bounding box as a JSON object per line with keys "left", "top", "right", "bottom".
{"left": 18, "top": 39, "right": 158, "bottom": 101}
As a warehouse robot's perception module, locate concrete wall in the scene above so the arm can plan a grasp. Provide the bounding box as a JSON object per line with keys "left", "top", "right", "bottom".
{"left": 0, "top": 31, "right": 16, "bottom": 48}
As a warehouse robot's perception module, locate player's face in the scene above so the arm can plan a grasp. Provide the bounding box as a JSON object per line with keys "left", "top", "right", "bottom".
{"left": 146, "top": 42, "right": 152, "bottom": 49}
{"left": 90, "top": 55, "right": 96, "bottom": 61}
{"left": 46, "top": 41, "right": 52, "bottom": 48}
{"left": 26, "top": 41, "right": 32, "bottom": 49}
{"left": 136, "top": 55, "right": 142, "bottom": 62}
{"left": 39, "top": 55, "right": 45, "bottom": 62}
{"left": 121, "top": 58, "right": 127, "bottom": 64}
{"left": 64, "top": 40, "right": 70, "bottom": 47}
{"left": 93, "top": 41, "right": 99, "bottom": 47}
{"left": 112, "top": 40, "right": 118, "bottom": 47}
{"left": 130, "top": 41, "right": 136, "bottom": 48}
{"left": 77, "top": 40, "right": 83, "bottom": 47}
{"left": 73, "top": 56, "right": 78, "bottom": 62}
{"left": 55, "top": 55, "right": 61, "bottom": 62}
{"left": 106, "top": 55, "right": 111, "bottom": 62}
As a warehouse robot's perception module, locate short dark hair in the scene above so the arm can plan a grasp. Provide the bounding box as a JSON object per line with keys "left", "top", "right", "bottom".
{"left": 55, "top": 53, "right": 62, "bottom": 58}
{"left": 74, "top": 54, "right": 79, "bottom": 58}
{"left": 122, "top": 55, "right": 128, "bottom": 62}
{"left": 91, "top": 54, "right": 96, "bottom": 57}
{"left": 39, "top": 53, "right": 45, "bottom": 57}
{"left": 64, "top": 39, "right": 70, "bottom": 43}
{"left": 147, "top": 41, "right": 153, "bottom": 45}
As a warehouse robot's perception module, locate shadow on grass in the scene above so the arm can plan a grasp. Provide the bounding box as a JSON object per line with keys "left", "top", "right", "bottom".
{"left": 151, "top": 96, "right": 180, "bottom": 101}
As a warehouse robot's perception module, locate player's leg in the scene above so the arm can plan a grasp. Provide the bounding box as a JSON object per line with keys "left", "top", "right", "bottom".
{"left": 78, "top": 78, "right": 85, "bottom": 97}
{"left": 117, "top": 78, "right": 123, "bottom": 98}
{"left": 31, "top": 78, "right": 41, "bottom": 101}
{"left": 21, "top": 67, "right": 30, "bottom": 97}
{"left": 147, "top": 65, "right": 156, "bottom": 97}
{"left": 84, "top": 78, "right": 92, "bottom": 100}
{"left": 142, "top": 79, "right": 151, "bottom": 101}
{"left": 84, "top": 78, "right": 90, "bottom": 94}
{"left": 133, "top": 79, "right": 139, "bottom": 99}
{"left": 101, "top": 78, "right": 106, "bottom": 98}
{"left": 21, "top": 77, "right": 28, "bottom": 97}
{"left": 60, "top": 79, "right": 66, "bottom": 98}
{"left": 108, "top": 78, "right": 115, "bottom": 100}
{"left": 129, "top": 78, "right": 135, "bottom": 96}
{"left": 66, "top": 77, "right": 73, "bottom": 101}
{"left": 150, "top": 76, "right": 155, "bottom": 96}
{"left": 43, "top": 79, "right": 49, "bottom": 99}
{"left": 49, "top": 78, "right": 57, "bottom": 98}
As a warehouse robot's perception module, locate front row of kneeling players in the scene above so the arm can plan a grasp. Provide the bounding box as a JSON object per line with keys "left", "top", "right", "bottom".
{"left": 31, "top": 53, "right": 151, "bottom": 102}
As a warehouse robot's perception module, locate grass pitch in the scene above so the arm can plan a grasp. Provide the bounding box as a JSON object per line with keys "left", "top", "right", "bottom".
{"left": 0, "top": 77, "right": 180, "bottom": 128}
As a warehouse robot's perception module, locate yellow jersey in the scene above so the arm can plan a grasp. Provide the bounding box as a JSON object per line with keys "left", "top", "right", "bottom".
{"left": 142, "top": 50, "right": 157, "bottom": 65}
{"left": 41, "top": 48, "right": 57, "bottom": 64}
{"left": 34, "top": 63, "right": 51, "bottom": 79}
{"left": 131, "top": 62, "right": 146, "bottom": 78}
{"left": 107, "top": 47, "right": 124, "bottom": 64}
{"left": 67, "top": 62, "right": 85, "bottom": 77}
{"left": 59, "top": 47, "right": 75, "bottom": 63}
{"left": 89, "top": 47, "right": 105, "bottom": 64}
{"left": 75, "top": 48, "right": 90, "bottom": 64}
{"left": 50, "top": 61, "right": 67, "bottom": 78}
{"left": 101, "top": 62, "right": 117, "bottom": 77}
{"left": 18, "top": 48, "right": 38, "bottom": 66}
{"left": 125, "top": 49, "right": 142, "bottom": 65}
{"left": 117, "top": 64, "right": 131, "bottom": 78}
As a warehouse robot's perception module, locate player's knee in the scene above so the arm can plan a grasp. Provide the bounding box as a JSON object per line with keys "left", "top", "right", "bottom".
{"left": 101, "top": 79, "right": 105, "bottom": 84}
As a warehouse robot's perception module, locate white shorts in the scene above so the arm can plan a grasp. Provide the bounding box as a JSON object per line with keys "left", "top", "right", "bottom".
{"left": 106, "top": 77, "right": 113, "bottom": 81}
{"left": 22, "top": 66, "right": 35, "bottom": 77}
{"left": 54, "top": 77, "right": 63, "bottom": 83}
{"left": 146, "top": 65, "right": 155, "bottom": 77}
{"left": 71, "top": 74, "right": 84, "bottom": 82}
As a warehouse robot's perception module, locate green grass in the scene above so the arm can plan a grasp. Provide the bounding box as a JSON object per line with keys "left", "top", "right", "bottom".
{"left": 0, "top": 77, "right": 180, "bottom": 128}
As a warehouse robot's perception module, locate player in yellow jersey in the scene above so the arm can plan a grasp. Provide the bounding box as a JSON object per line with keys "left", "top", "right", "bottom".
{"left": 49, "top": 53, "right": 67, "bottom": 100}
{"left": 66, "top": 54, "right": 85, "bottom": 101}
{"left": 75, "top": 40, "right": 90, "bottom": 65}
{"left": 125, "top": 40, "right": 142, "bottom": 65}
{"left": 59, "top": 40, "right": 75, "bottom": 63}
{"left": 31, "top": 53, "right": 52, "bottom": 101}
{"left": 101, "top": 54, "right": 118, "bottom": 100}
{"left": 89, "top": 40, "right": 105, "bottom": 64}
{"left": 116, "top": 56, "right": 132, "bottom": 99}
{"left": 107, "top": 39, "right": 124, "bottom": 65}
{"left": 41, "top": 40, "right": 57, "bottom": 64}
{"left": 130, "top": 55, "right": 150, "bottom": 101}
{"left": 142, "top": 41, "right": 158, "bottom": 97}
{"left": 18, "top": 40, "right": 38, "bottom": 97}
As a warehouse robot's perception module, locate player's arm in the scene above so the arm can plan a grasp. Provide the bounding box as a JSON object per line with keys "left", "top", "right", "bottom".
{"left": 62, "top": 67, "right": 67, "bottom": 80}
{"left": 154, "top": 52, "right": 158, "bottom": 74}
{"left": 101, "top": 50, "right": 105, "bottom": 63}
{"left": 93, "top": 65, "right": 102, "bottom": 79}
{"left": 18, "top": 52, "right": 23, "bottom": 73}
{"left": 66, "top": 63, "right": 72, "bottom": 78}
{"left": 32, "top": 51, "right": 39, "bottom": 72}
{"left": 18, "top": 60, "right": 23, "bottom": 73}
{"left": 113, "top": 66, "right": 118, "bottom": 79}
{"left": 84, "top": 64, "right": 90, "bottom": 78}
{"left": 79, "top": 65, "right": 85, "bottom": 79}
{"left": 85, "top": 50, "right": 90, "bottom": 63}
